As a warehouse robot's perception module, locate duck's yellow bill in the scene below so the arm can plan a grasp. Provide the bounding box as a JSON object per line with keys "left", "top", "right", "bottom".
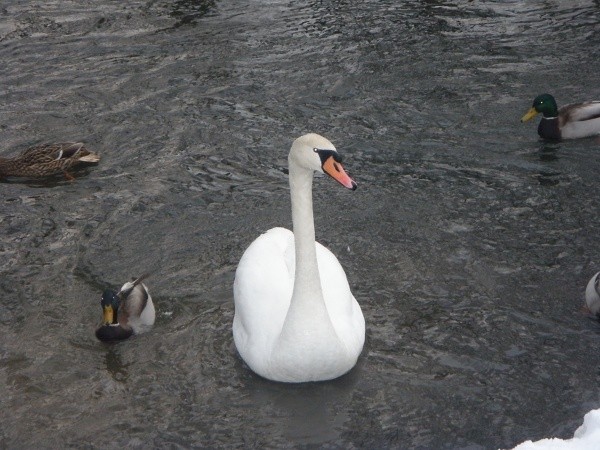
{"left": 521, "top": 107, "right": 539, "bottom": 123}
{"left": 102, "top": 305, "right": 114, "bottom": 325}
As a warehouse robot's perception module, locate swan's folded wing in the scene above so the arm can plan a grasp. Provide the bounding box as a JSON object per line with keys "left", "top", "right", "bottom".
{"left": 316, "top": 242, "right": 365, "bottom": 355}
{"left": 233, "top": 228, "right": 294, "bottom": 353}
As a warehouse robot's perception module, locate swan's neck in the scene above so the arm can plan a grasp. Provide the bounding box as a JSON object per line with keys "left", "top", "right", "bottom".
{"left": 290, "top": 168, "right": 318, "bottom": 286}
{"left": 271, "top": 160, "right": 350, "bottom": 380}
{"left": 267, "top": 154, "right": 352, "bottom": 381}
{"left": 271, "top": 163, "right": 342, "bottom": 378}
{"left": 289, "top": 165, "right": 326, "bottom": 309}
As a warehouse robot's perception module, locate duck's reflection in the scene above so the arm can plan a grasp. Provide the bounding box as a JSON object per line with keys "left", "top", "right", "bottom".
{"left": 538, "top": 142, "right": 561, "bottom": 162}
{"left": 104, "top": 346, "right": 129, "bottom": 382}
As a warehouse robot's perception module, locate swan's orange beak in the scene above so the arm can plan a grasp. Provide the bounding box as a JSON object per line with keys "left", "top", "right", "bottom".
{"left": 322, "top": 155, "right": 357, "bottom": 190}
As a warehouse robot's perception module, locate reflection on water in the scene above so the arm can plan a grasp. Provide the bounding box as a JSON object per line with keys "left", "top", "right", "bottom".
{"left": 538, "top": 142, "right": 562, "bottom": 162}
{"left": 1, "top": 0, "right": 600, "bottom": 448}
{"left": 104, "top": 347, "right": 129, "bottom": 382}
{"left": 169, "top": 0, "right": 219, "bottom": 27}
{"left": 246, "top": 375, "right": 359, "bottom": 445}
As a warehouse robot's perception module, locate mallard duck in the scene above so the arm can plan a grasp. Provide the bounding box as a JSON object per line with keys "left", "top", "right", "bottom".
{"left": 0, "top": 142, "right": 99, "bottom": 179}
{"left": 584, "top": 271, "right": 600, "bottom": 319}
{"left": 95, "top": 275, "right": 155, "bottom": 342}
{"left": 233, "top": 133, "right": 364, "bottom": 383}
{"left": 521, "top": 93, "right": 600, "bottom": 140}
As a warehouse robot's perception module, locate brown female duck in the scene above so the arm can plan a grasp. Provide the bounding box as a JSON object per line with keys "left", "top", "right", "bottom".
{"left": 0, "top": 142, "right": 100, "bottom": 179}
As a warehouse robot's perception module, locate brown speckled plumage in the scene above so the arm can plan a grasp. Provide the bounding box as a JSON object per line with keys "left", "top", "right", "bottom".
{"left": 0, "top": 142, "right": 100, "bottom": 178}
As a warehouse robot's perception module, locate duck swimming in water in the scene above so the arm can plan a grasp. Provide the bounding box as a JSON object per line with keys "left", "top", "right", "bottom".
{"left": 521, "top": 93, "right": 600, "bottom": 140}
{"left": 584, "top": 272, "right": 600, "bottom": 319}
{"left": 0, "top": 142, "right": 99, "bottom": 180}
{"left": 95, "top": 275, "right": 155, "bottom": 342}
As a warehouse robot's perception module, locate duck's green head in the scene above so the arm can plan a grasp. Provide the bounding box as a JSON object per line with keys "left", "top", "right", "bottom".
{"left": 521, "top": 94, "right": 559, "bottom": 122}
{"left": 100, "top": 289, "right": 121, "bottom": 325}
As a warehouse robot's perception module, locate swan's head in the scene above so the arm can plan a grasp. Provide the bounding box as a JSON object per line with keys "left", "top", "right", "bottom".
{"left": 289, "top": 133, "right": 357, "bottom": 190}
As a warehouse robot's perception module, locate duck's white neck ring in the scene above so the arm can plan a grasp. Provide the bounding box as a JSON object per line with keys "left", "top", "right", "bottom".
{"left": 541, "top": 116, "right": 558, "bottom": 120}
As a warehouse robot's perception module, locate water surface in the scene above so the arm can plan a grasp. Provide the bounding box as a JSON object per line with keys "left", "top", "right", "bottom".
{"left": 1, "top": 1, "right": 600, "bottom": 448}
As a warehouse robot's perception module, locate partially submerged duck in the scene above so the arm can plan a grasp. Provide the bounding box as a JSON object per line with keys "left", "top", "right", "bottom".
{"left": 0, "top": 142, "right": 99, "bottom": 180}
{"left": 584, "top": 271, "right": 600, "bottom": 319}
{"left": 95, "top": 275, "right": 155, "bottom": 342}
{"left": 521, "top": 94, "right": 600, "bottom": 140}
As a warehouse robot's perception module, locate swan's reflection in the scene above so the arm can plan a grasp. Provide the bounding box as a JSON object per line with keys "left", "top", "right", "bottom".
{"left": 244, "top": 366, "right": 362, "bottom": 444}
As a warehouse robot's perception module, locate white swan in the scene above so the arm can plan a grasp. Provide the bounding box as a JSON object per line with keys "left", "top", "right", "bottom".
{"left": 233, "top": 133, "right": 365, "bottom": 382}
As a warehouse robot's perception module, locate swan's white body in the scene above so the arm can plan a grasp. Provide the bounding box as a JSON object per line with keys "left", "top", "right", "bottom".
{"left": 585, "top": 271, "right": 600, "bottom": 317}
{"left": 233, "top": 134, "right": 365, "bottom": 383}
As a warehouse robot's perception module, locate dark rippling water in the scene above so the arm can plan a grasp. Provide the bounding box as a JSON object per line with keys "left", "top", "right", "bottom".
{"left": 1, "top": 1, "right": 600, "bottom": 448}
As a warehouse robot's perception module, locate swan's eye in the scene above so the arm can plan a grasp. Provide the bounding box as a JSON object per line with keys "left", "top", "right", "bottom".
{"left": 315, "top": 148, "right": 343, "bottom": 166}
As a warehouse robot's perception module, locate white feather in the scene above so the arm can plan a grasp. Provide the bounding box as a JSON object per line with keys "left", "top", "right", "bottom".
{"left": 121, "top": 282, "right": 155, "bottom": 334}
{"left": 561, "top": 116, "right": 600, "bottom": 139}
